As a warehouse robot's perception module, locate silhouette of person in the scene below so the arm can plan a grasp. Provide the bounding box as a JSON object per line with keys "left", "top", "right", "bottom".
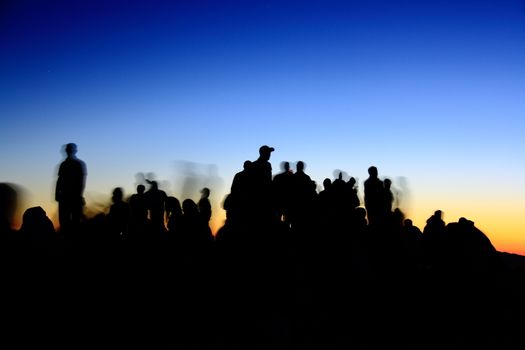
{"left": 252, "top": 145, "right": 274, "bottom": 184}
{"left": 145, "top": 180, "right": 167, "bottom": 234}
{"left": 231, "top": 160, "right": 253, "bottom": 198}
{"left": 55, "top": 143, "right": 87, "bottom": 233}
{"left": 422, "top": 209, "right": 447, "bottom": 268}
{"left": 165, "top": 196, "right": 183, "bottom": 235}
{"left": 128, "top": 184, "right": 148, "bottom": 238}
{"left": 290, "top": 161, "right": 316, "bottom": 229}
{"left": 19, "top": 206, "right": 56, "bottom": 250}
{"left": 272, "top": 161, "right": 294, "bottom": 225}
{"left": 107, "top": 187, "right": 130, "bottom": 237}
{"left": 383, "top": 178, "right": 394, "bottom": 214}
{"left": 228, "top": 160, "right": 255, "bottom": 227}
{"left": 364, "top": 166, "right": 384, "bottom": 227}
{"left": 198, "top": 187, "right": 212, "bottom": 225}
{"left": 181, "top": 198, "right": 213, "bottom": 246}
{"left": 251, "top": 145, "right": 276, "bottom": 225}
{"left": 0, "top": 183, "right": 18, "bottom": 236}
{"left": 347, "top": 176, "right": 360, "bottom": 210}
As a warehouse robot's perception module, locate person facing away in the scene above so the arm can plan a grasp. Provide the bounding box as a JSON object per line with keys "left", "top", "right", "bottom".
{"left": 55, "top": 143, "right": 87, "bottom": 233}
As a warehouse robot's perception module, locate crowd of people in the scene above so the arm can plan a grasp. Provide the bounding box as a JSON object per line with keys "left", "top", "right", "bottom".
{"left": 0, "top": 143, "right": 523, "bottom": 348}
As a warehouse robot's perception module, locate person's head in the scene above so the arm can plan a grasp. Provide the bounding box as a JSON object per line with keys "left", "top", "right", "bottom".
{"left": 281, "top": 161, "right": 290, "bottom": 172}
{"left": 296, "top": 161, "right": 305, "bottom": 172}
{"left": 404, "top": 218, "right": 413, "bottom": 227}
{"left": 182, "top": 198, "right": 199, "bottom": 216}
{"left": 368, "top": 166, "right": 378, "bottom": 178}
{"left": 165, "top": 196, "right": 182, "bottom": 215}
{"left": 243, "top": 160, "right": 252, "bottom": 170}
{"left": 137, "top": 184, "right": 145, "bottom": 194}
{"left": 112, "top": 187, "right": 124, "bottom": 203}
{"left": 201, "top": 187, "right": 210, "bottom": 198}
{"left": 65, "top": 143, "right": 77, "bottom": 157}
{"left": 384, "top": 178, "right": 392, "bottom": 189}
{"left": 258, "top": 145, "right": 274, "bottom": 161}
{"left": 323, "top": 178, "right": 332, "bottom": 189}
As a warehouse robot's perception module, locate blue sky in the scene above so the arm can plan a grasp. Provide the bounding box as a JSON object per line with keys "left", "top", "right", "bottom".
{"left": 1, "top": 0, "right": 524, "bottom": 253}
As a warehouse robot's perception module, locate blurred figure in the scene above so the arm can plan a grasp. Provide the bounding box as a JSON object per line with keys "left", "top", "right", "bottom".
{"left": 383, "top": 178, "right": 394, "bottom": 215}
{"left": 272, "top": 161, "right": 294, "bottom": 225}
{"left": 0, "top": 183, "right": 18, "bottom": 236}
{"left": 55, "top": 143, "right": 87, "bottom": 233}
{"left": 198, "top": 187, "right": 212, "bottom": 226}
{"left": 165, "top": 196, "right": 183, "bottom": 235}
{"left": 347, "top": 177, "right": 360, "bottom": 210}
{"left": 290, "top": 161, "right": 316, "bottom": 229}
{"left": 107, "top": 187, "right": 130, "bottom": 237}
{"left": 19, "top": 206, "right": 56, "bottom": 248}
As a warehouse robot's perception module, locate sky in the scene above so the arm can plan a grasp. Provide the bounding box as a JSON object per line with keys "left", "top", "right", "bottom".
{"left": 1, "top": 0, "right": 524, "bottom": 254}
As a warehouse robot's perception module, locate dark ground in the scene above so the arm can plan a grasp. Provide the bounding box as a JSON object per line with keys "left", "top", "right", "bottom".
{"left": 1, "top": 232, "right": 524, "bottom": 349}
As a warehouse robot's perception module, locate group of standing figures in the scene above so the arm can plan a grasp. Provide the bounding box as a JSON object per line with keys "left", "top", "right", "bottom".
{"left": 12, "top": 142, "right": 500, "bottom": 276}
{"left": 52, "top": 142, "right": 214, "bottom": 244}
{"left": 224, "top": 146, "right": 396, "bottom": 233}
{"left": 0, "top": 142, "right": 520, "bottom": 348}
{"left": 51, "top": 142, "right": 396, "bottom": 240}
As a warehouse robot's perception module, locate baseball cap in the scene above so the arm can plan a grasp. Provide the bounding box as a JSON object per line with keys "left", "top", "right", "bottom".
{"left": 259, "top": 145, "right": 275, "bottom": 154}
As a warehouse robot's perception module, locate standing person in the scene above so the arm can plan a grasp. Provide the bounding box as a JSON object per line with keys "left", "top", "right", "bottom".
{"left": 145, "top": 180, "right": 167, "bottom": 234}
{"left": 289, "top": 161, "right": 316, "bottom": 229}
{"left": 55, "top": 143, "right": 87, "bottom": 233}
{"left": 252, "top": 145, "right": 274, "bottom": 184}
{"left": 107, "top": 187, "right": 130, "bottom": 238}
{"left": 272, "top": 161, "right": 294, "bottom": 225}
{"left": 251, "top": 145, "right": 276, "bottom": 225}
{"left": 198, "top": 187, "right": 212, "bottom": 226}
{"left": 364, "top": 166, "right": 384, "bottom": 227}
{"left": 129, "top": 184, "right": 149, "bottom": 237}
{"left": 383, "top": 178, "right": 394, "bottom": 215}
{"left": 228, "top": 160, "right": 254, "bottom": 226}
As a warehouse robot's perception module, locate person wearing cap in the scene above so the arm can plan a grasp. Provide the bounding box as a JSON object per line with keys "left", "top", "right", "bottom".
{"left": 251, "top": 145, "right": 276, "bottom": 225}
{"left": 253, "top": 145, "right": 274, "bottom": 184}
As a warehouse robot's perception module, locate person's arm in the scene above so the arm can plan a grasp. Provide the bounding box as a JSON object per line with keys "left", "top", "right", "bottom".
{"left": 55, "top": 164, "right": 63, "bottom": 201}
{"left": 55, "top": 176, "right": 62, "bottom": 202}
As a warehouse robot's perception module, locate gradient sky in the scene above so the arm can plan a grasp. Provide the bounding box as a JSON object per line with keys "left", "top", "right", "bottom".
{"left": 1, "top": 0, "right": 524, "bottom": 254}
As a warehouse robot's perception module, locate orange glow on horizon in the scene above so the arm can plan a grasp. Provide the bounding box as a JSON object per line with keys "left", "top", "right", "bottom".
{"left": 8, "top": 192, "right": 525, "bottom": 256}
